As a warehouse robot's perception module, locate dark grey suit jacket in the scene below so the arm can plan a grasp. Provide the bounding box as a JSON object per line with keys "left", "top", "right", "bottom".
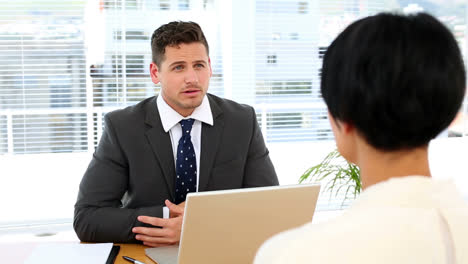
{"left": 74, "top": 94, "right": 278, "bottom": 243}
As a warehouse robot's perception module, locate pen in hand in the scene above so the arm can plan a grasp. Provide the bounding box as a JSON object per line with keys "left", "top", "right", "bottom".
{"left": 122, "top": 256, "right": 146, "bottom": 264}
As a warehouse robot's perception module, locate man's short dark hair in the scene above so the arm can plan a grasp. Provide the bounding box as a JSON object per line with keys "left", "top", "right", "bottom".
{"left": 151, "top": 21, "right": 209, "bottom": 66}
{"left": 321, "top": 12, "right": 466, "bottom": 151}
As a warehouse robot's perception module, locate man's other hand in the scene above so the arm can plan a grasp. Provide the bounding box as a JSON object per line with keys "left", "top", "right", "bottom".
{"left": 133, "top": 200, "right": 186, "bottom": 247}
{"left": 170, "top": 201, "right": 185, "bottom": 218}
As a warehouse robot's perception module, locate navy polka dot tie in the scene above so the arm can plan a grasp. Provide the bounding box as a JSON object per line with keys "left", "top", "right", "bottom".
{"left": 175, "top": 118, "right": 197, "bottom": 204}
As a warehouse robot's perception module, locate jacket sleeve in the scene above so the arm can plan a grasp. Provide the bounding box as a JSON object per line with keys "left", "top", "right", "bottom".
{"left": 73, "top": 114, "right": 163, "bottom": 243}
{"left": 242, "top": 107, "right": 279, "bottom": 187}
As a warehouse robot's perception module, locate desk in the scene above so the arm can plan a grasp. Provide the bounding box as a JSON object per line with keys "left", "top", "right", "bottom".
{"left": 0, "top": 210, "right": 343, "bottom": 264}
{"left": 115, "top": 243, "right": 156, "bottom": 264}
{"left": 0, "top": 242, "right": 157, "bottom": 264}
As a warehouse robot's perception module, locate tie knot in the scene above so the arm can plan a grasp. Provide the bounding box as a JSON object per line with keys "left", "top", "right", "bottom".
{"left": 180, "top": 118, "right": 195, "bottom": 135}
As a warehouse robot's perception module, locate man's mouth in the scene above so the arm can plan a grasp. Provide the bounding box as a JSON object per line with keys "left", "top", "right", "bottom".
{"left": 183, "top": 89, "right": 201, "bottom": 95}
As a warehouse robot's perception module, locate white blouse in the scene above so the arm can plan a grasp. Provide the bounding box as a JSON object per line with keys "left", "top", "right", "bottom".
{"left": 255, "top": 176, "right": 468, "bottom": 264}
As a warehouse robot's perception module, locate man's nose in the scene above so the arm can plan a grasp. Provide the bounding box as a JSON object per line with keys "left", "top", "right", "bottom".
{"left": 184, "top": 68, "right": 198, "bottom": 84}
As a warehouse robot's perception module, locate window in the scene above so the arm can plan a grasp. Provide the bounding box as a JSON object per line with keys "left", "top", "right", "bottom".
{"left": 1, "top": 0, "right": 467, "bottom": 233}
{"left": 256, "top": 80, "right": 313, "bottom": 96}
{"left": 289, "top": 32, "right": 299, "bottom": 40}
{"left": 114, "top": 30, "right": 148, "bottom": 40}
{"left": 178, "top": 0, "right": 190, "bottom": 10}
{"left": 272, "top": 32, "right": 281, "bottom": 40}
{"left": 298, "top": 2, "right": 308, "bottom": 14}
{"left": 104, "top": 0, "right": 140, "bottom": 9}
{"left": 257, "top": 1, "right": 310, "bottom": 14}
{"left": 104, "top": 1, "right": 122, "bottom": 9}
{"left": 159, "top": 0, "right": 170, "bottom": 10}
{"left": 266, "top": 54, "right": 277, "bottom": 64}
{"left": 260, "top": 111, "right": 332, "bottom": 142}
{"left": 111, "top": 55, "right": 145, "bottom": 76}
{"left": 125, "top": 0, "right": 137, "bottom": 9}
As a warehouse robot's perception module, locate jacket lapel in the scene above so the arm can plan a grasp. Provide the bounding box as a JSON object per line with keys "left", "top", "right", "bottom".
{"left": 199, "top": 95, "right": 224, "bottom": 191}
{"left": 144, "top": 96, "right": 175, "bottom": 201}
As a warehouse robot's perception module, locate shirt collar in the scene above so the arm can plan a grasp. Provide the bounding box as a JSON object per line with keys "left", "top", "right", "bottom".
{"left": 157, "top": 94, "right": 214, "bottom": 132}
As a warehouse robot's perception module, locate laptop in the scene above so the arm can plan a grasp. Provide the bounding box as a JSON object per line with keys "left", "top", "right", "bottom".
{"left": 145, "top": 183, "right": 320, "bottom": 264}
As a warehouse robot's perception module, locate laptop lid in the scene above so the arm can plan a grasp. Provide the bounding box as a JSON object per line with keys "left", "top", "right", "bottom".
{"left": 146, "top": 183, "right": 320, "bottom": 264}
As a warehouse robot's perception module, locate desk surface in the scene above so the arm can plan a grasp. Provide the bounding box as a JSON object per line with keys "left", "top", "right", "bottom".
{"left": 0, "top": 242, "right": 157, "bottom": 264}
{"left": 0, "top": 211, "right": 343, "bottom": 264}
{"left": 115, "top": 243, "right": 156, "bottom": 264}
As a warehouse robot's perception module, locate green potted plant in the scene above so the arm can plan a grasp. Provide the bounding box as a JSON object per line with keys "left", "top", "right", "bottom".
{"left": 299, "top": 149, "right": 362, "bottom": 207}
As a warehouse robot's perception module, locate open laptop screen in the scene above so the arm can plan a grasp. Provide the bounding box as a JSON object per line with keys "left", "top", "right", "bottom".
{"left": 146, "top": 183, "right": 320, "bottom": 264}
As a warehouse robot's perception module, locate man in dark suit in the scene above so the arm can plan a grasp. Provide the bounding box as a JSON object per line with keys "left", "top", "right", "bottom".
{"left": 74, "top": 21, "right": 278, "bottom": 245}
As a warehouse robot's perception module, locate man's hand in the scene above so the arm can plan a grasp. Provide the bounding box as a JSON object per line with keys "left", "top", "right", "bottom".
{"left": 133, "top": 200, "right": 186, "bottom": 247}
{"left": 170, "top": 201, "right": 184, "bottom": 218}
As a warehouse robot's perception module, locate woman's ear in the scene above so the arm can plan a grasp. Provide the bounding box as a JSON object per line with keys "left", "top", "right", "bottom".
{"left": 329, "top": 113, "right": 354, "bottom": 134}
{"left": 342, "top": 121, "right": 355, "bottom": 134}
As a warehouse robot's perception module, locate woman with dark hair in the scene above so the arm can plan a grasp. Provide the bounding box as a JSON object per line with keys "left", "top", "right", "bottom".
{"left": 255, "top": 12, "right": 468, "bottom": 264}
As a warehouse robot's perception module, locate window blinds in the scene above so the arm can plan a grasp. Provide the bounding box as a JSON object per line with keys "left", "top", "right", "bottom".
{"left": 0, "top": 0, "right": 467, "bottom": 227}
{"left": 0, "top": 0, "right": 88, "bottom": 154}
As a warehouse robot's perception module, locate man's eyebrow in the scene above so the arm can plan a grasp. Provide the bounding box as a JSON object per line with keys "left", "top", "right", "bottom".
{"left": 168, "top": 61, "right": 187, "bottom": 68}
{"left": 193, "top": 60, "right": 208, "bottom": 64}
{"left": 167, "top": 60, "right": 207, "bottom": 68}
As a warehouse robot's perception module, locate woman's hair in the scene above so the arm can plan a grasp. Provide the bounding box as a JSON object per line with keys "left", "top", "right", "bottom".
{"left": 321, "top": 12, "right": 466, "bottom": 151}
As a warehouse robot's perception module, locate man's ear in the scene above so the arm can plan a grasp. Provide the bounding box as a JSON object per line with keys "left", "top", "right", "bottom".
{"left": 208, "top": 58, "right": 212, "bottom": 77}
{"left": 150, "top": 62, "right": 160, "bottom": 84}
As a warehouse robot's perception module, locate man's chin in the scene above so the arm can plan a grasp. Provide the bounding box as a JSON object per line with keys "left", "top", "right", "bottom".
{"left": 184, "top": 102, "right": 203, "bottom": 110}
{"left": 179, "top": 98, "right": 203, "bottom": 110}
{"left": 182, "top": 93, "right": 204, "bottom": 103}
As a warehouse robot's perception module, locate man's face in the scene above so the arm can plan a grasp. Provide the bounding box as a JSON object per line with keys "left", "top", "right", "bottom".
{"left": 150, "top": 42, "right": 212, "bottom": 117}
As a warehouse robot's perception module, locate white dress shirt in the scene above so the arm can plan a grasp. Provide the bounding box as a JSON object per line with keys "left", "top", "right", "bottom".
{"left": 157, "top": 95, "right": 213, "bottom": 217}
